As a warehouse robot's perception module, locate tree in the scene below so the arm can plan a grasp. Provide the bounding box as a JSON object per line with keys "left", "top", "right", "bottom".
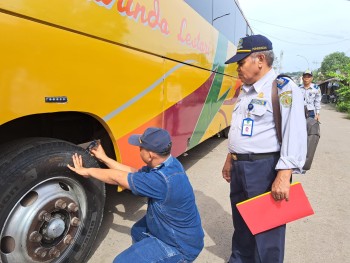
{"left": 329, "top": 61, "right": 350, "bottom": 116}
{"left": 320, "top": 52, "right": 350, "bottom": 78}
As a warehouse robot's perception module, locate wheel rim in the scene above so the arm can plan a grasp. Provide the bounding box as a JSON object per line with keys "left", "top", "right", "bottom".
{"left": 0, "top": 177, "right": 87, "bottom": 263}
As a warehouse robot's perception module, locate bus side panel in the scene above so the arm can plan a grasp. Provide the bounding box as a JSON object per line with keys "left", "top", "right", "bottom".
{"left": 0, "top": 0, "right": 221, "bottom": 71}
{"left": 115, "top": 36, "right": 241, "bottom": 166}
{"left": 202, "top": 75, "right": 241, "bottom": 141}
{"left": 0, "top": 0, "right": 242, "bottom": 168}
{"left": 115, "top": 59, "right": 213, "bottom": 166}
{"left": 115, "top": 58, "right": 240, "bottom": 166}
{"left": 0, "top": 10, "right": 236, "bottom": 168}
{"left": 162, "top": 62, "right": 214, "bottom": 157}
{"left": 0, "top": 12, "right": 167, "bottom": 161}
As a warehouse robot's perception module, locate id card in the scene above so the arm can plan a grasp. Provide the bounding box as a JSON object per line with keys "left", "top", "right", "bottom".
{"left": 241, "top": 118, "right": 254, "bottom": 136}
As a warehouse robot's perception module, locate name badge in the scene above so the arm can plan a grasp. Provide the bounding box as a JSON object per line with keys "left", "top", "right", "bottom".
{"left": 241, "top": 118, "right": 254, "bottom": 136}
{"left": 250, "top": 99, "right": 267, "bottom": 106}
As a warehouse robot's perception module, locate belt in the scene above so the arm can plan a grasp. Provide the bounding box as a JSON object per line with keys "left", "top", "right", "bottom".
{"left": 230, "top": 152, "right": 280, "bottom": 161}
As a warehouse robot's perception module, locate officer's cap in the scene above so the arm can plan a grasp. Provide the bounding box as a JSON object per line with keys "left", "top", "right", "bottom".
{"left": 302, "top": 69, "right": 313, "bottom": 76}
{"left": 225, "top": 34, "right": 273, "bottom": 64}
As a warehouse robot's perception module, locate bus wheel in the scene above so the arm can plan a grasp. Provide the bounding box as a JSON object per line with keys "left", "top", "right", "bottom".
{"left": 0, "top": 138, "right": 105, "bottom": 263}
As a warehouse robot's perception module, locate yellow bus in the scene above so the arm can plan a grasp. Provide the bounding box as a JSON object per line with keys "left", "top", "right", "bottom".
{"left": 0, "top": 0, "right": 251, "bottom": 262}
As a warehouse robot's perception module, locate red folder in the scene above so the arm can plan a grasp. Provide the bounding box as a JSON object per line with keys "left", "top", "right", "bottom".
{"left": 236, "top": 182, "right": 314, "bottom": 235}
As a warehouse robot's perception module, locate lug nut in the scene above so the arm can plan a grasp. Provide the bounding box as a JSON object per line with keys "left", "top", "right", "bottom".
{"left": 49, "top": 247, "right": 60, "bottom": 258}
{"left": 70, "top": 217, "right": 81, "bottom": 227}
{"left": 34, "top": 247, "right": 47, "bottom": 258}
{"left": 68, "top": 202, "right": 78, "bottom": 212}
{"left": 55, "top": 199, "right": 67, "bottom": 209}
{"left": 29, "top": 231, "right": 43, "bottom": 242}
{"left": 38, "top": 211, "right": 51, "bottom": 222}
{"left": 64, "top": 234, "right": 73, "bottom": 245}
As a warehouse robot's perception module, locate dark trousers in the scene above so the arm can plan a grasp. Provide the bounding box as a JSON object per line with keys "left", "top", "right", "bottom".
{"left": 228, "top": 155, "right": 285, "bottom": 263}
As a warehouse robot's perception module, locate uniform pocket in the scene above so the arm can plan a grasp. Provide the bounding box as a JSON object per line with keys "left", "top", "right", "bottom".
{"left": 251, "top": 104, "right": 267, "bottom": 117}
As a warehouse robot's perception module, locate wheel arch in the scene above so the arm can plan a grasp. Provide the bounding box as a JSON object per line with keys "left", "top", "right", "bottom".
{"left": 0, "top": 112, "right": 118, "bottom": 160}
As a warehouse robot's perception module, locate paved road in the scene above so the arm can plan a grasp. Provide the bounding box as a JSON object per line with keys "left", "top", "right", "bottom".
{"left": 87, "top": 103, "right": 350, "bottom": 263}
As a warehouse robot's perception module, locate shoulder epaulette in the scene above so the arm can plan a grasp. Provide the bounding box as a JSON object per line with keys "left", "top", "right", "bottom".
{"left": 276, "top": 76, "right": 290, "bottom": 89}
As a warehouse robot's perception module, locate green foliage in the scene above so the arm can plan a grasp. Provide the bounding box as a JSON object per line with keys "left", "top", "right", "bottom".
{"left": 336, "top": 101, "right": 350, "bottom": 113}
{"left": 311, "top": 69, "right": 321, "bottom": 82}
{"left": 320, "top": 52, "right": 350, "bottom": 78}
{"left": 336, "top": 85, "right": 350, "bottom": 101}
{"left": 328, "top": 61, "right": 350, "bottom": 114}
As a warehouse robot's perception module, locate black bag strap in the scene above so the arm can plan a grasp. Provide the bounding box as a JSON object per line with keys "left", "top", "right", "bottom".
{"left": 272, "top": 79, "right": 282, "bottom": 144}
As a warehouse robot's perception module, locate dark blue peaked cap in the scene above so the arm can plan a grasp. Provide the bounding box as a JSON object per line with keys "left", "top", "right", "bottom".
{"left": 225, "top": 34, "right": 273, "bottom": 64}
{"left": 128, "top": 127, "right": 172, "bottom": 153}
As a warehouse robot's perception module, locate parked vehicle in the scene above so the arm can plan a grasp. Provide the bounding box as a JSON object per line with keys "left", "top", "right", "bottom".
{"left": 0, "top": 0, "right": 250, "bottom": 262}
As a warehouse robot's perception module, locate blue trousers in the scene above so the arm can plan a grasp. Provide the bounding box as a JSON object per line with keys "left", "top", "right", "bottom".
{"left": 113, "top": 216, "right": 189, "bottom": 263}
{"left": 228, "top": 155, "right": 286, "bottom": 263}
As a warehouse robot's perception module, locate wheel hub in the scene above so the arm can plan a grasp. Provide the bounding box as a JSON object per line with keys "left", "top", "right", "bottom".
{"left": 0, "top": 178, "right": 87, "bottom": 263}
{"left": 44, "top": 215, "right": 66, "bottom": 239}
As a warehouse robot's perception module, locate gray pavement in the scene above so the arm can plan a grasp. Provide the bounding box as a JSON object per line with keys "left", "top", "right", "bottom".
{"left": 87, "top": 103, "right": 350, "bottom": 263}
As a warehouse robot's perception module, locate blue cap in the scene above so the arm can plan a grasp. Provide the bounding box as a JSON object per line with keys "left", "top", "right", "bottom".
{"left": 128, "top": 127, "right": 172, "bottom": 153}
{"left": 225, "top": 34, "right": 273, "bottom": 64}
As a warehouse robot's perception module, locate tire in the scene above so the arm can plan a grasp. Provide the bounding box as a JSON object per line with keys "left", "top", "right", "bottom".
{"left": 0, "top": 138, "right": 105, "bottom": 263}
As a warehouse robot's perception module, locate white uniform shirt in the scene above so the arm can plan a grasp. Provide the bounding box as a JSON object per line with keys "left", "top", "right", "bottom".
{"left": 228, "top": 69, "right": 307, "bottom": 173}
{"left": 299, "top": 83, "right": 321, "bottom": 114}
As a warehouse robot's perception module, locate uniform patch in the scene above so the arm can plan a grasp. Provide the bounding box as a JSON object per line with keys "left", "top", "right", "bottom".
{"left": 250, "top": 99, "right": 267, "bottom": 105}
{"left": 279, "top": 91, "right": 292, "bottom": 107}
{"left": 279, "top": 90, "right": 292, "bottom": 97}
{"left": 237, "top": 38, "right": 244, "bottom": 49}
{"left": 257, "top": 92, "right": 264, "bottom": 98}
{"left": 276, "top": 77, "right": 290, "bottom": 89}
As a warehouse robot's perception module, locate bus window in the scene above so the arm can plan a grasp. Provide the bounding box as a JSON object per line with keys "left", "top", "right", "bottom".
{"left": 184, "top": 0, "right": 213, "bottom": 23}
{"left": 213, "top": 0, "right": 249, "bottom": 44}
{"left": 234, "top": 6, "right": 249, "bottom": 43}
{"left": 185, "top": 0, "right": 251, "bottom": 44}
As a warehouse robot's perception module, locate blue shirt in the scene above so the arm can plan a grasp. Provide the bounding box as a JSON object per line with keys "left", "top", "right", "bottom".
{"left": 127, "top": 156, "right": 204, "bottom": 261}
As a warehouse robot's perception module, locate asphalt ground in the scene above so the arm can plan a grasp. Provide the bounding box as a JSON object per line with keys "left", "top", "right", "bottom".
{"left": 87, "top": 103, "right": 350, "bottom": 263}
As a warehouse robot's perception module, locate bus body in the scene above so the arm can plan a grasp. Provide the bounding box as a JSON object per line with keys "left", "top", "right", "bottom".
{"left": 0, "top": 0, "right": 251, "bottom": 262}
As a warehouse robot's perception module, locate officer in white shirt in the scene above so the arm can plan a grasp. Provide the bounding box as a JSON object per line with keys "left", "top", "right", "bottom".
{"left": 223, "top": 34, "right": 307, "bottom": 263}
{"left": 299, "top": 70, "right": 321, "bottom": 121}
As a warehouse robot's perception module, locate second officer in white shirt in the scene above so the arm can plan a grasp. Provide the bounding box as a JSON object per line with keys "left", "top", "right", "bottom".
{"left": 299, "top": 70, "right": 321, "bottom": 121}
